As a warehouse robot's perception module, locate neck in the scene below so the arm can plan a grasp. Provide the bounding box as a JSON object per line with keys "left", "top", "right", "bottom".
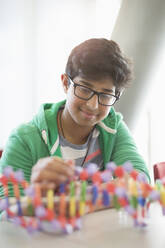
{"left": 58, "top": 108, "right": 94, "bottom": 145}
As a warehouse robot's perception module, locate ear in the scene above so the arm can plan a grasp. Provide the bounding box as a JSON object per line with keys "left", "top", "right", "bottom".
{"left": 61, "top": 74, "right": 69, "bottom": 93}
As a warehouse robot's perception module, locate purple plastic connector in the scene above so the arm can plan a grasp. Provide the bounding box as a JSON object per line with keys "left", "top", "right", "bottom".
{"left": 123, "top": 161, "right": 133, "bottom": 173}
{"left": 106, "top": 162, "right": 116, "bottom": 173}
{"left": 115, "top": 187, "right": 126, "bottom": 198}
{"left": 25, "top": 185, "right": 35, "bottom": 198}
{"left": 3, "top": 166, "right": 13, "bottom": 178}
{"left": 101, "top": 170, "right": 112, "bottom": 182}
{"left": 0, "top": 199, "right": 8, "bottom": 210}
{"left": 35, "top": 206, "right": 46, "bottom": 218}
{"left": 86, "top": 163, "right": 98, "bottom": 176}
{"left": 14, "top": 170, "right": 24, "bottom": 183}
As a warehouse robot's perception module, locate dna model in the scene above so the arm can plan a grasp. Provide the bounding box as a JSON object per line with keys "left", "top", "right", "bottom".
{"left": 0, "top": 162, "right": 163, "bottom": 234}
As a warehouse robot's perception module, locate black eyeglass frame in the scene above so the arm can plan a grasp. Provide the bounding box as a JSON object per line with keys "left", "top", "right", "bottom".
{"left": 67, "top": 76, "right": 120, "bottom": 106}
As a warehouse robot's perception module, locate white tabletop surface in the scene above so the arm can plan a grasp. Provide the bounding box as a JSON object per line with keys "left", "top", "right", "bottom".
{"left": 0, "top": 203, "right": 165, "bottom": 248}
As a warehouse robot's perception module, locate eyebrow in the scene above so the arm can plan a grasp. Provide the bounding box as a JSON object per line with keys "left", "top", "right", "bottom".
{"left": 79, "top": 80, "right": 115, "bottom": 94}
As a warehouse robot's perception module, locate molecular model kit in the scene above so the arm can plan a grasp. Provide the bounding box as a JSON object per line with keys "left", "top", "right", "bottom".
{"left": 0, "top": 162, "right": 164, "bottom": 234}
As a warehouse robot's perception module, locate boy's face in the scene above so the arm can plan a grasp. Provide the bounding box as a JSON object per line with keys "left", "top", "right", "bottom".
{"left": 62, "top": 74, "right": 116, "bottom": 128}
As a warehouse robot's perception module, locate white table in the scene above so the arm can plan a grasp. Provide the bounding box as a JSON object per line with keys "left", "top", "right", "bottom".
{"left": 0, "top": 203, "right": 165, "bottom": 248}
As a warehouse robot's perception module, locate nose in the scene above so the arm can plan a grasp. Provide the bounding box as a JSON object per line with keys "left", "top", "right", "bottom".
{"left": 86, "top": 94, "right": 98, "bottom": 110}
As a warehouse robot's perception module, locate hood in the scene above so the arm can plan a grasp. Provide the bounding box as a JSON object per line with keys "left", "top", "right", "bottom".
{"left": 32, "top": 100, "right": 66, "bottom": 154}
{"left": 31, "top": 100, "right": 123, "bottom": 156}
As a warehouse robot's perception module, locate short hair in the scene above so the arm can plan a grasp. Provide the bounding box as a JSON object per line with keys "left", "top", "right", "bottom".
{"left": 65, "top": 38, "right": 133, "bottom": 95}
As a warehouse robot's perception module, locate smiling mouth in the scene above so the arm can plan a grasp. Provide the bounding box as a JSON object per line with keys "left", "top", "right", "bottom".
{"left": 81, "top": 109, "right": 96, "bottom": 119}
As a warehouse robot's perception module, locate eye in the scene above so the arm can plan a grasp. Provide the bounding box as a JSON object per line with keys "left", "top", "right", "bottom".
{"left": 78, "top": 85, "right": 91, "bottom": 94}
{"left": 100, "top": 93, "right": 116, "bottom": 105}
{"left": 100, "top": 94, "right": 112, "bottom": 100}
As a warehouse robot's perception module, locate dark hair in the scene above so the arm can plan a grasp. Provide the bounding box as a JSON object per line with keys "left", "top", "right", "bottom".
{"left": 65, "top": 38, "right": 133, "bottom": 95}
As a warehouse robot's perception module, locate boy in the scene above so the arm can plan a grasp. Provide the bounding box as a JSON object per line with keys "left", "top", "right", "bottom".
{"left": 0, "top": 38, "right": 150, "bottom": 195}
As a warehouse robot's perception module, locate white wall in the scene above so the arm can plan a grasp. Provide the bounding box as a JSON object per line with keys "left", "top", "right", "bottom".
{"left": 133, "top": 44, "right": 165, "bottom": 181}
{"left": 0, "top": 0, "right": 122, "bottom": 148}
{"left": 34, "top": 0, "right": 122, "bottom": 108}
{"left": 147, "top": 44, "right": 165, "bottom": 165}
{"left": 0, "top": 0, "right": 35, "bottom": 148}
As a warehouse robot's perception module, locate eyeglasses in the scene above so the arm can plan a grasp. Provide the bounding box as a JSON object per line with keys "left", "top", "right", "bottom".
{"left": 68, "top": 76, "right": 119, "bottom": 106}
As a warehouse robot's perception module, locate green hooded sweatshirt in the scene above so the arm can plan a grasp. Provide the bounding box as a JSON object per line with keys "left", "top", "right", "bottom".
{"left": 0, "top": 100, "right": 150, "bottom": 186}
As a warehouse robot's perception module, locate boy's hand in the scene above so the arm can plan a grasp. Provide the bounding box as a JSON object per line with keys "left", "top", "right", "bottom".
{"left": 30, "top": 156, "right": 75, "bottom": 191}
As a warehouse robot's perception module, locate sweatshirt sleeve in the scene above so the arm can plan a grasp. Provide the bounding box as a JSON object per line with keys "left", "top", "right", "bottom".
{"left": 0, "top": 131, "right": 33, "bottom": 184}
{"left": 0, "top": 131, "right": 34, "bottom": 197}
{"left": 111, "top": 120, "right": 151, "bottom": 182}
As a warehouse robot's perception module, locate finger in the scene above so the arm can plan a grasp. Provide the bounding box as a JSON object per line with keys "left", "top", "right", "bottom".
{"left": 32, "top": 157, "right": 66, "bottom": 172}
{"left": 39, "top": 181, "right": 56, "bottom": 190}
{"left": 51, "top": 162, "right": 74, "bottom": 178}
{"left": 65, "top": 159, "right": 75, "bottom": 167}
{"left": 31, "top": 182, "right": 56, "bottom": 197}
{"left": 40, "top": 157, "right": 75, "bottom": 177}
{"left": 32, "top": 157, "right": 74, "bottom": 178}
{"left": 40, "top": 181, "right": 56, "bottom": 197}
{"left": 31, "top": 169, "right": 69, "bottom": 184}
{"left": 47, "top": 157, "right": 75, "bottom": 177}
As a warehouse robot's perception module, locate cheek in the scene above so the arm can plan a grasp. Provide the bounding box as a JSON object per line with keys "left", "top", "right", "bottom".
{"left": 66, "top": 92, "right": 80, "bottom": 112}
{"left": 100, "top": 107, "right": 111, "bottom": 119}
